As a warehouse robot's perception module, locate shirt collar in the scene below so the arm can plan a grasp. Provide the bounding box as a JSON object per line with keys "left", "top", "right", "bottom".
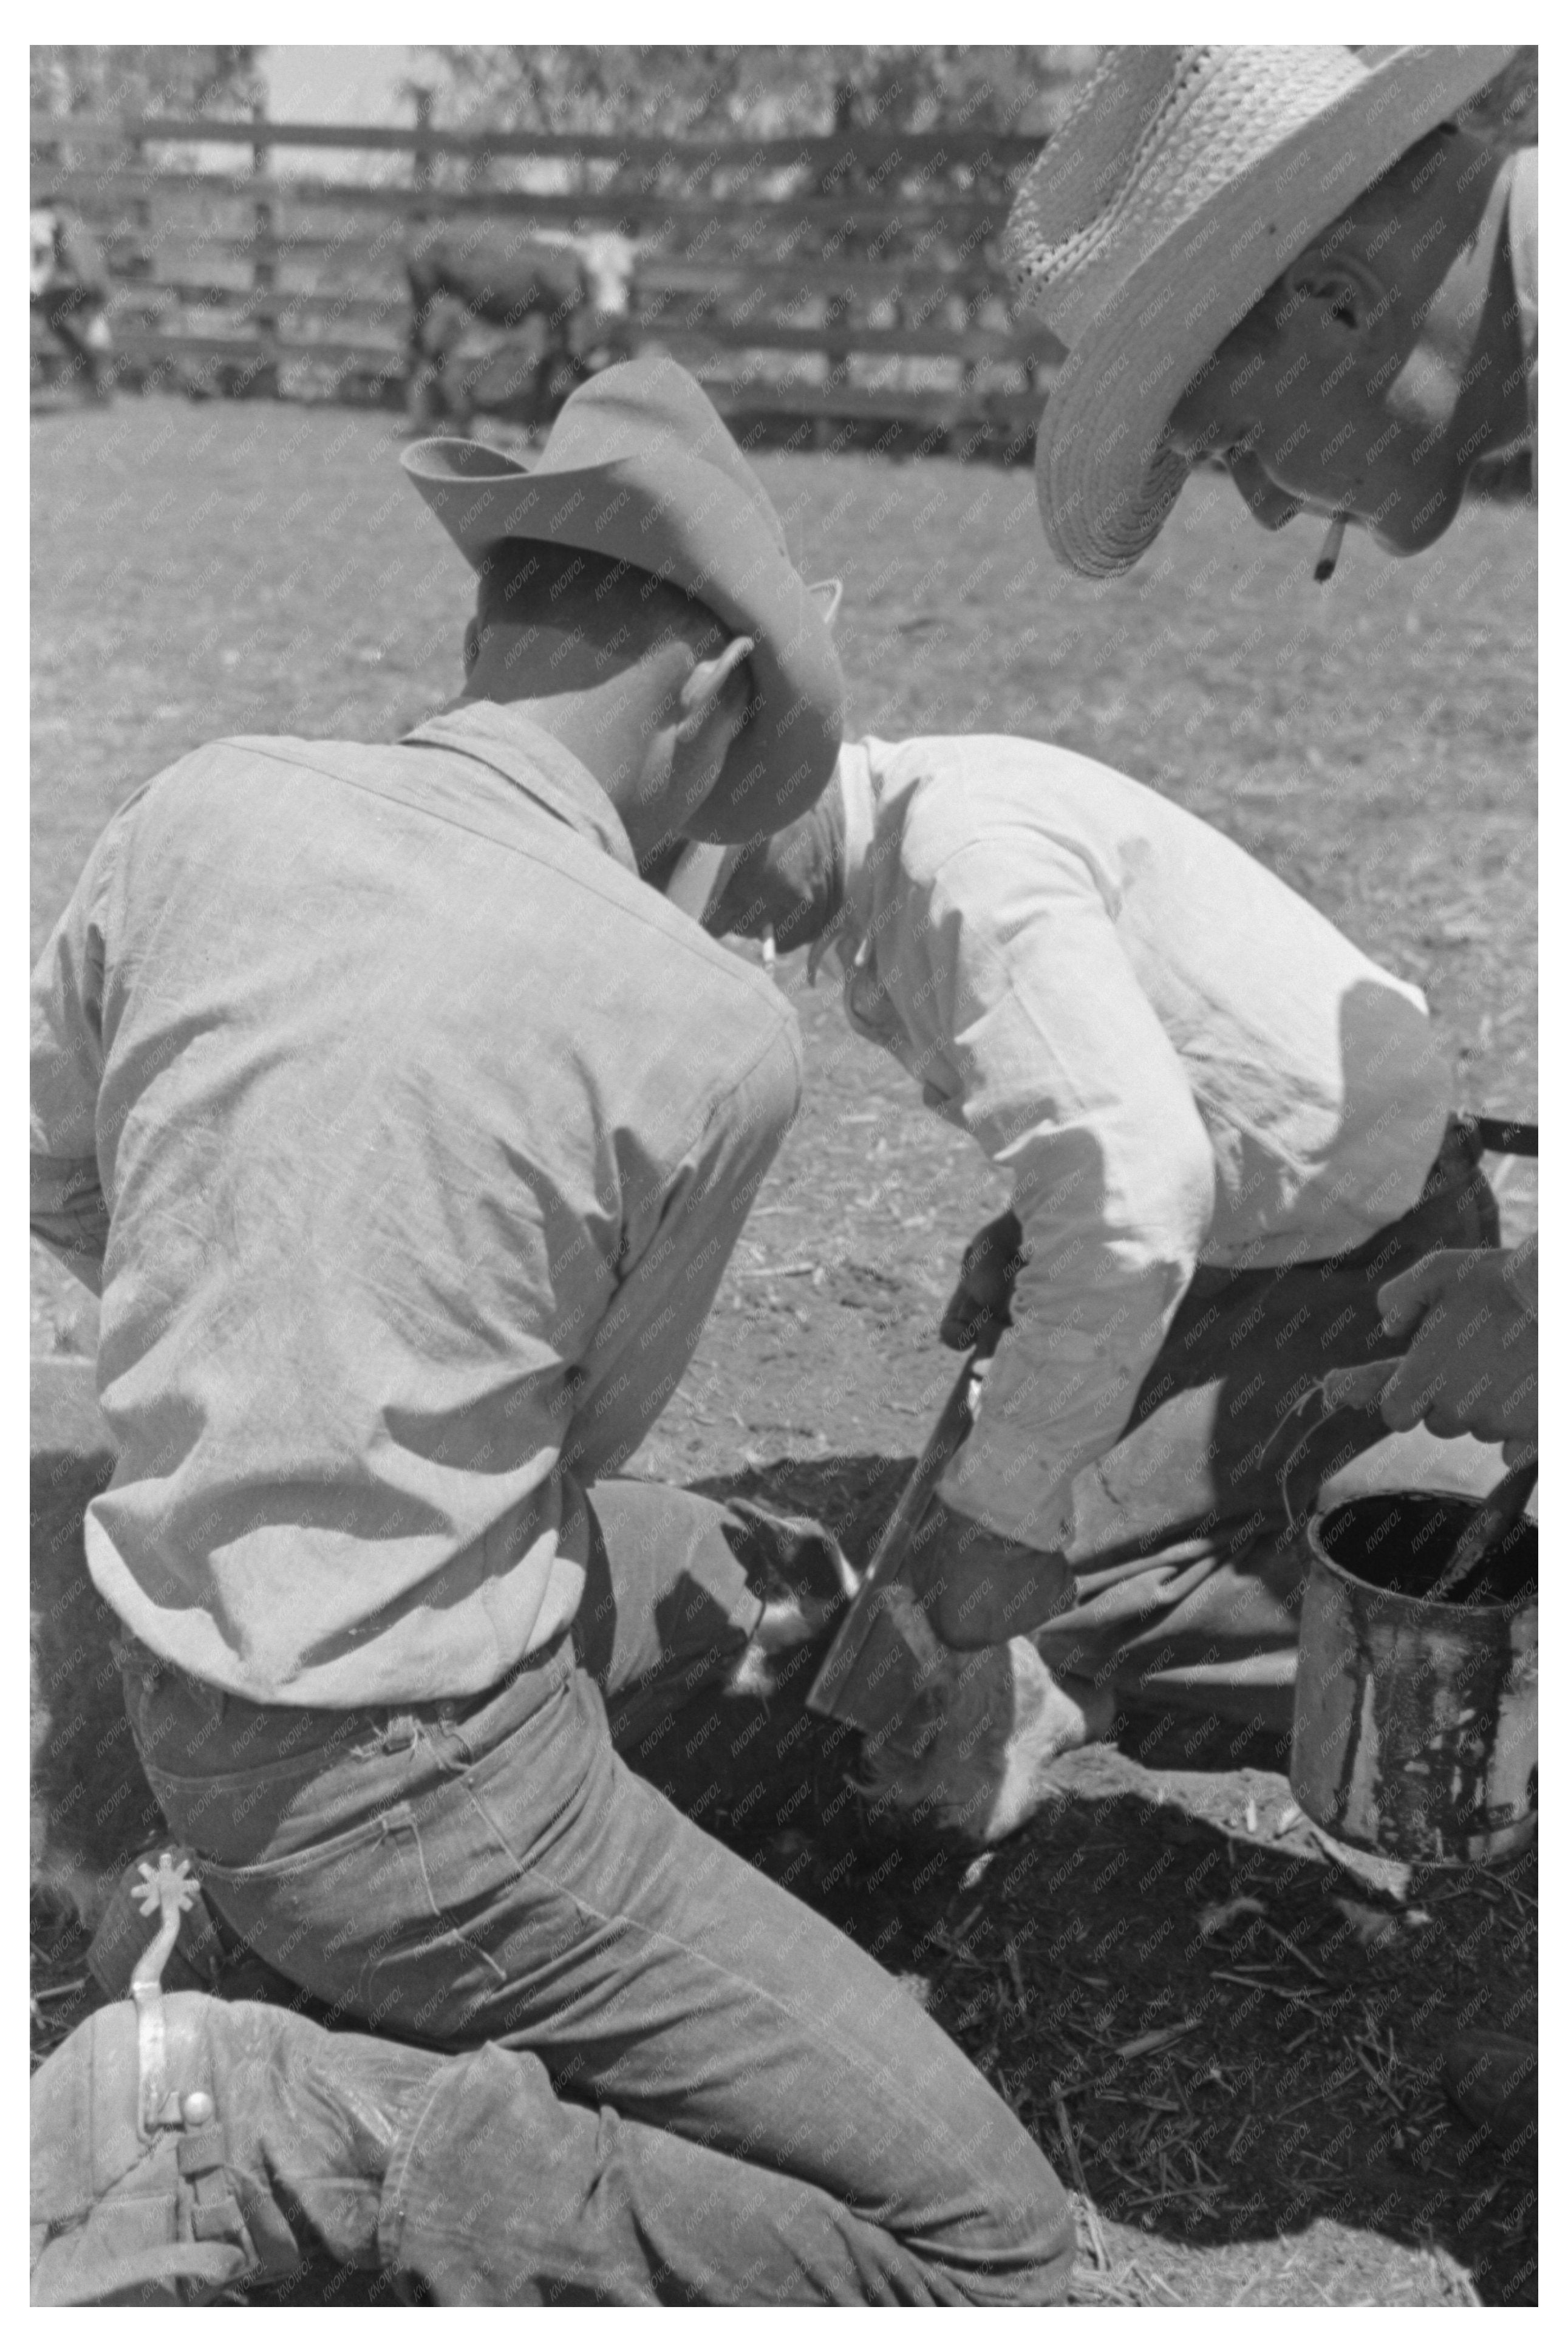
{"left": 808, "top": 740, "right": 879, "bottom": 983}
{"left": 401, "top": 700, "right": 639, "bottom": 874}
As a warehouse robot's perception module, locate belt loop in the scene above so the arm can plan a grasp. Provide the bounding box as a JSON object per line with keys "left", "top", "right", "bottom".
{"left": 111, "top": 1631, "right": 164, "bottom": 1691}
{"left": 350, "top": 1711, "right": 424, "bottom": 1761}
{"left": 1450, "top": 1110, "right": 1482, "bottom": 1168}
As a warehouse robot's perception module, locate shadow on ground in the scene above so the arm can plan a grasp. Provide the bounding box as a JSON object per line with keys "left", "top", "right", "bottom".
{"left": 32, "top": 1442, "right": 1535, "bottom": 2307}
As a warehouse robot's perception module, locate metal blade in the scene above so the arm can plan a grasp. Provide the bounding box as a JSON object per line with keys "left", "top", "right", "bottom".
{"left": 806, "top": 1349, "right": 984, "bottom": 1726}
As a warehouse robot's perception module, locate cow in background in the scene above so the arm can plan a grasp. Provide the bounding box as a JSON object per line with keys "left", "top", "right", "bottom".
{"left": 30, "top": 197, "right": 115, "bottom": 401}
{"left": 404, "top": 227, "right": 637, "bottom": 432}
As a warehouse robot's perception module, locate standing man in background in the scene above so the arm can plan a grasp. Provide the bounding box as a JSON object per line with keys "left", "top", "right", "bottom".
{"left": 30, "top": 194, "right": 116, "bottom": 400}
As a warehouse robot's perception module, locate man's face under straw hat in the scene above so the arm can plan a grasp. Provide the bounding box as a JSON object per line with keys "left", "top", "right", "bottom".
{"left": 1162, "top": 124, "right": 1520, "bottom": 556}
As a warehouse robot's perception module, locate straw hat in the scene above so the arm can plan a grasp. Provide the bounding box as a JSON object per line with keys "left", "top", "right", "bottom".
{"left": 402, "top": 356, "right": 844, "bottom": 840}
{"left": 1006, "top": 46, "right": 1518, "bottom": 578}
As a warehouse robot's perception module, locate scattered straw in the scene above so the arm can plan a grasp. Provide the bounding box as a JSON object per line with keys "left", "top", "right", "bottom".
{"left": 1053, "top": 2094, "right": 1108, "bottom": 2269}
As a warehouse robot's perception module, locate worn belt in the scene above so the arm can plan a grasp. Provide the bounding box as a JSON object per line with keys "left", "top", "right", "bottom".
{"left": 1462, "top": 1114, "right": 1538, "bottom": 1159}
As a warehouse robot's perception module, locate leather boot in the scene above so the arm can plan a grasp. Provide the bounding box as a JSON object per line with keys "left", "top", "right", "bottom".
{"left": 32, "top": 1992, "right": 445, "bottom": 2303}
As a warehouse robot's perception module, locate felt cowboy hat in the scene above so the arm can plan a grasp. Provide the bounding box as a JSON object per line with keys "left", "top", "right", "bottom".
{"left": 1004, "top": 45, "right": 1518, "bottom": 578}
{"left": 401, "top": 356, "right": 845, "bottom": 840}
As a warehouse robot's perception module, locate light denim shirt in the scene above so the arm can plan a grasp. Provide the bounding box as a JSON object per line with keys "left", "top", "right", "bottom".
{"left": 30, "top": 702, "right": 801, "bottom": 1706}
{"left": 827, "top": 737, "right": 1454, "bottom": 1547}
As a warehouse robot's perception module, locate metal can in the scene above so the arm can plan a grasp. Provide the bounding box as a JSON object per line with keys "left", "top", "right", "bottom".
{"left": 1289, "top": 1491, "right": 1536, "bottom": 1866}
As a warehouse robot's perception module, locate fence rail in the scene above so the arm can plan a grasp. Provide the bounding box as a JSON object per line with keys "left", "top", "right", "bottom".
{"left": 117, "top": 279, "right": 1054, "bottom": 366}
{"left": 85, "top": 233, "right": 1014, "bottom": 308}
{"left": 31, "top": 111, "right": 1042, "bottom": 172}
{"left": 32, "top": 106, "right": 1056, "bottom": 445}
{"left": 38, "top": 167, "right": 1012, "bottom": 241}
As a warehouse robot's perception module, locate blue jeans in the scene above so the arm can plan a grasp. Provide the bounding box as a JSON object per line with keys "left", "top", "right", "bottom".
{"left": 120, "top": 1481, "right": 1072, "bottom": 2306}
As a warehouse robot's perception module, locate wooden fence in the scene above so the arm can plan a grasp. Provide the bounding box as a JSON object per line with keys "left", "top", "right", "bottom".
{"left": 30, "top": 106, "right": 1063, "bottom": 446}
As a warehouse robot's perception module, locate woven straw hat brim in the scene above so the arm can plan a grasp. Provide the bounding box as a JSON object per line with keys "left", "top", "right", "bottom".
{"left": 1022, "top": 47, "right": 1516, "bottom": 576}
{"left": 402, "top": 417, "right": 844, "bottom": 843}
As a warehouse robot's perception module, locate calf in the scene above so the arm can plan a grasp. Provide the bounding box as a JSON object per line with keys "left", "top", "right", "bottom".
{"left": 404, "top": 228, "right": 636, "bottom": 432}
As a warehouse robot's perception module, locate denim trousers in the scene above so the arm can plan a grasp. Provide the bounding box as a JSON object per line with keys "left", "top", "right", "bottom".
{"left": 1033, "top": 1123, "right": 1502, "bottom": 1730}
{"left": 120, "top": 1479, "right": 1072, "bottom": 2306}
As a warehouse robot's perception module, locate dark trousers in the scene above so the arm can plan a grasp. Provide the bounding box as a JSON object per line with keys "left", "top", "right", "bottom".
{"left": 1036, "top": 1123, "right": 1501, "bottom": 1730}
{"left": 33, "top": 284, "right": 113, "bottom": 392}
{"left": 120, "top": 1482, "right": 1072, "bottom": 2306}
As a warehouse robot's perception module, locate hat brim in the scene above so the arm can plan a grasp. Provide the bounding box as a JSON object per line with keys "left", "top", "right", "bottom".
{"left": 401, "top": 435, "right": 844, "bottom": 842}
{"left": 1033, "top": 46, "right": 1518, "bottom": 577}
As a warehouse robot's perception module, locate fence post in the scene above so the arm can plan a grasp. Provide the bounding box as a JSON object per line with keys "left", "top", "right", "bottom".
{"left": 250, "top": 98, "right": 279, "bottom": 398}
{"left": 124, "top": 126, "right": 154, "bottom": 279}
{"left": 817, "top": 79, "right": 861, "bottom": 449}
{"left": 399, "top": 86, "right": 439, "bottom": 409}
{"left": 117, "top": 120, "right": 155, "bottom": 397}
{"left": 411, "top": 85, "right": 434, "bottom": 215}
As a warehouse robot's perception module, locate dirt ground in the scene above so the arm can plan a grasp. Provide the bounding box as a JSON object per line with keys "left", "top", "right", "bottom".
{"left": 30, "top": 395, "right": 1537, "bottom": 2305}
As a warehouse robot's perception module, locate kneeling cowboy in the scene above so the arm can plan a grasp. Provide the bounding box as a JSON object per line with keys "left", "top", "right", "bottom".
{"left": 30, "top": 356, "right": 1073, "bottom": 2307}
{"left": 701, "top": 722, "right": 1510, "bottom": 1839}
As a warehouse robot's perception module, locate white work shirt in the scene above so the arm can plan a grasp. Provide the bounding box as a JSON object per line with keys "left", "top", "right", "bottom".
{"left": 828, "top": 737, "right": 1454, "bottom": 1549}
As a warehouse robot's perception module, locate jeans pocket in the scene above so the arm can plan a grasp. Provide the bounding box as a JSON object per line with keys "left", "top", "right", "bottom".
{"left": 197, "top": 1797, "right": 514, "bottom": 2037}
{"left": 141, "top": 1734, "right": 381, "bottom": 1869}
{"left": 189, "top": 1804, "right": 409, "bottom": 2011}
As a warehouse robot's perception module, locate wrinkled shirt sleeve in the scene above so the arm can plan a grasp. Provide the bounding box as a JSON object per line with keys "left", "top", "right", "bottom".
{"left": 910, "top": 834, "right": 1217, "bottom": 1548}
{"left": 31, "top": 819, "right": 121, "bottom": 1296}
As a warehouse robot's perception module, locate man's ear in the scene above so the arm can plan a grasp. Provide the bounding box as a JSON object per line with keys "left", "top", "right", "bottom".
{"left": 462, "top": 616, "right": 482, "bottom": 677}
{"left": 808, "top": 578, "right": 844, "bottom": 630}
{"left": 677, "top": 634, "right": 754, "bottom": 737}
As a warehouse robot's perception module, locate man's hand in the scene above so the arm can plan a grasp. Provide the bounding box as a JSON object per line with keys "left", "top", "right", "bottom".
{"left": 908, "top": 1495, "right": 1071, "bottom": 1649}
{"left": 1376, "top": 1245, "right": 1538, "bottom": 1451}
{"left": 939, "top": 1210, "right": 1027, "bottom": 1353}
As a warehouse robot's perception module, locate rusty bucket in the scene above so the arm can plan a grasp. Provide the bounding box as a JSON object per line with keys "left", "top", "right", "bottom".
{"left": 1290, "top": 1491, "right": 1537, "bottom": 1867}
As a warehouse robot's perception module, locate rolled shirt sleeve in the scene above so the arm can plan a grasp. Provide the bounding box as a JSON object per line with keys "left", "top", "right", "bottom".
{"left": 898, "top": 836, "right": 1216, "bottom": 1549}
{"left": 30, "top": 813, "right": 127, "bottom": 1295}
